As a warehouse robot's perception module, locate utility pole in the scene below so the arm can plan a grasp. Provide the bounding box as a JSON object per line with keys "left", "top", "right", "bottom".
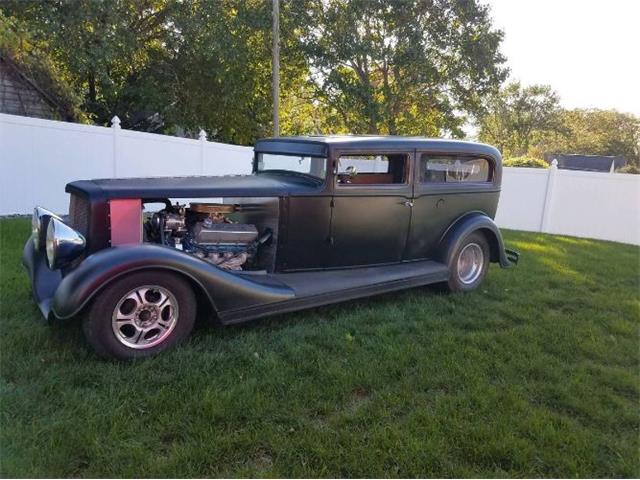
{"left": 272, "top": 0, "right": 280, "bottom": 137}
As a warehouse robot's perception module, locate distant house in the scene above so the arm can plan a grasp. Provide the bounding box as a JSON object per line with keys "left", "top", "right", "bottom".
{"left": 544, "top": 153, "right": 626, "bottom": 172}
{"left": 0, "top": 54, "right": 70, "bottom": 120}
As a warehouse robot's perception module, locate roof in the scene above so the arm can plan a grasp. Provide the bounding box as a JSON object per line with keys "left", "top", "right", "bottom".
{"left": 66, "top": 173, "right": 321, "bottom": 200}
{"left": 255, "top": 135, "right": 502, "bottom": 160}
{"left": 0, "top": 14, "right": 83, "bottom": 122}
{"left": 544, "top": 153, "right": 626, "bottom": 172}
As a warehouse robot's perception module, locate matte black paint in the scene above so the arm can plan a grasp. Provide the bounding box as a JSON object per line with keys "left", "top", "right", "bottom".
{"left": 435, "top": 213, "right": 513, "bottom": 268}
{"left": 24, "top": 136, "right": 515, "bottom": 326}
{"left": 406, "top": 191, "right": 500, "bottom": 260}
{"left": 329, "top": 192, "right": 412, "bottom": 266}
{"left": 22, "top": 240, "right": 61, "bottom": 319}
{"left": 66, "top": 174, "right": 324, "bottom": 200}
{"left": 219, "top": 260, "right": 450, "bottom": 324}
{"left": 279, "top": 196, "right": 333, "bottom": 270}
{"left": 49, "top": 244, "right": 295, "bottom": 320}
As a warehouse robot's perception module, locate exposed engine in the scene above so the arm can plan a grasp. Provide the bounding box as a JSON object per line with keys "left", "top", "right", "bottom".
{"left": 145, "top": 202, "right": 270, "bottom": 270}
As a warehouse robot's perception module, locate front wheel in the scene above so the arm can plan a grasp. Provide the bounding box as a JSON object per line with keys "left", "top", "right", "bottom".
{"left": 82, "top": 270, "right": 196, "bottom": 360}
{"left": 446, "top": 232, "right": 490, "bottom": 293}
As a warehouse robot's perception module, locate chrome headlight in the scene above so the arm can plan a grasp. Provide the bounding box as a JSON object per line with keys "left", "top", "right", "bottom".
{"left": 46, "top": 218, "right": 86, "bottom": 269}
{"left": 32, "top": 206, "right": 61, "bottom": 251}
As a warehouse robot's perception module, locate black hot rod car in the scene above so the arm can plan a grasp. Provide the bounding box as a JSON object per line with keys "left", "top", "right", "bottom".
{"left": 24, "top": 136, "right": 518, "bottom": 359}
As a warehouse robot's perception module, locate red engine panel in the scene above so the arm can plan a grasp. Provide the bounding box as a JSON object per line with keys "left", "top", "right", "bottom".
{"left": 109, "top": 199, "right": 142, "bottom": 245}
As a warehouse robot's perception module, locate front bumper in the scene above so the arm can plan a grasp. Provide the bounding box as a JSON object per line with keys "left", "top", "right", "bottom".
{"left": 22, "top": 238, "right": 62, "bottom": 320}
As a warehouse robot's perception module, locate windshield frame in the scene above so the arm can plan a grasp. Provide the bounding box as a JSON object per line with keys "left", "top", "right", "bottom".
{"left": 253, "top": 152, "right": 328, "bottom": 182}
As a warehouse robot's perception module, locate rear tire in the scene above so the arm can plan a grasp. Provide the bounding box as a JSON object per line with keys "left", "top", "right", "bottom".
{"left": 446, "top": 232, "right": 490, "bottom": 293}
{"left": 82, "top": 270, "right": 196, "bottom": 360}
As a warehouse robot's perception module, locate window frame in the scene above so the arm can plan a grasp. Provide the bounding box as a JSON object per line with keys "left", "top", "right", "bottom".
{"left": 254, "top": 151, "right": 329, "bottom": 182}
{"left": 334, "top": 151, "right": 411, "bottom": 188}
{"left": 413, "top": 151, "right": 499, "bottom": 196}
{"left": 418, "top": 153, "right": 495, "bottom": 185}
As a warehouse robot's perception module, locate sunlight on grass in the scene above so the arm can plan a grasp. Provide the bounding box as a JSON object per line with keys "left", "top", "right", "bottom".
{"left": 509, "top": 240, "right": 566, "bottom": 257}
{"left": 538, "top": 257, "right": 593, "bottom": 284}
{"left": 552, "top": 236, "right": 600, "bottom": 248}
{"left": 1, "top": 219, "right": 639, "bottom": 477}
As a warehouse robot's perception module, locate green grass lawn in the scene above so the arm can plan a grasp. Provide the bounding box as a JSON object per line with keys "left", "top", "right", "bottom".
{"left": 1, "top": 217, "right": 638, "bottom": 477}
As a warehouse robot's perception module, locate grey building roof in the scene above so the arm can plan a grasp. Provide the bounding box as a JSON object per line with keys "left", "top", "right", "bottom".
{"left": 545, "top": 153, "right": 626, "bottom": 172}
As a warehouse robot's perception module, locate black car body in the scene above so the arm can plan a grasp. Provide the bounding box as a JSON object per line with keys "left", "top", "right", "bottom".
{"left": 24, "top": 136, "right": 518, "bottom": 359}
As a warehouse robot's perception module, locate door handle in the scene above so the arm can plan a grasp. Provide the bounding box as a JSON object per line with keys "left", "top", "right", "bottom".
{"left": 401, "top": 200, "right": 414, "bottom": 207}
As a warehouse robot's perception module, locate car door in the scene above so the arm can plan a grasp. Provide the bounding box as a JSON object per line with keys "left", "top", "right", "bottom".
{"left": 328, "top": 149, "right": 413, "bottom": 267}
{"left": 405, "top": 152, "right": 499, "bottom": 261}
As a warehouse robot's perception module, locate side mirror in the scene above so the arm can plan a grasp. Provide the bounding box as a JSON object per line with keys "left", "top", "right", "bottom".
{"left": 345, "top": 165, "right": 358, "bottom": 177}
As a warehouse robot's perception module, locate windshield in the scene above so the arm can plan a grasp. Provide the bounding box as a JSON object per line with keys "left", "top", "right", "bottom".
{"left": 256, "top": 153, "right": 327, "bottom": 179}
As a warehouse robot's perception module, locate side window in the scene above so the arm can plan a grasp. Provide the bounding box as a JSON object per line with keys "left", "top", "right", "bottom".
{"left": 421, "top": 155, "right": 492, "bottom": 183}
{"left": 337, "top": 153, "right": 407, "bottom": 185}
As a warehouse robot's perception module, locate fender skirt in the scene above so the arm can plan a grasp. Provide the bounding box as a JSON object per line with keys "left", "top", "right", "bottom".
{"left": 51, "top": 244, "right": 295, "bottom": 320}
{"left": 436, "top": 213, "right": 519, "bottom": 268}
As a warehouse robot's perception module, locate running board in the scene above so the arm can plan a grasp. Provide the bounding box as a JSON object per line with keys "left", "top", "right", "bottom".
{"left": 219, "top": 260, "right": 450, "bottom": 324}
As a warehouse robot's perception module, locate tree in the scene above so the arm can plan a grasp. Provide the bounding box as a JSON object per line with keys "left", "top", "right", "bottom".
{"left": 1, "top": 0, "right": 312, "bottom": 143}
{"left": 162, "top": 0, "right": 312, "bottom": 144}
{"left": 477, "top": 82, "right": 640, "bottom": 166}
{"left": 1, "top": 0, "right": 179, "bottom": 130}
{"left": 0, "top": 12, "right": 86, "bottom": 122}
{"left": 300, "top": 0, "right": 507, "bottom": 137}
{"left": 532, "top": 109, "right": 640, "bottom": 166}
{"left": 477, "top": 82, "right": 563, "bottom": 157}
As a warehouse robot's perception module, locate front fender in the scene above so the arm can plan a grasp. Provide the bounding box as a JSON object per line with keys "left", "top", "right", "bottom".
{"left": 436, "top": 213, "right": 515, "bottom": 268}
{"left": 51, "top": 244, "right": 294, "bottom": 320}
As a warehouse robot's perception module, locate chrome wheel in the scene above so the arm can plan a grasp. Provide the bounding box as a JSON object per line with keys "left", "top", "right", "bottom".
{"left": 111, "top": 285, "right": 179, "bottom": 349}
{"left": 457, "top": 243, "right": 484, "bottom": 285}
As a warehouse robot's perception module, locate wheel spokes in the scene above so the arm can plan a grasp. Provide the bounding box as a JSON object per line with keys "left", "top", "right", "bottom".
{"left": 111, "top": 285, "right": 179, "bottom": 350}
{"left": 155, "top": 289, "right": 169, "bottom": 306}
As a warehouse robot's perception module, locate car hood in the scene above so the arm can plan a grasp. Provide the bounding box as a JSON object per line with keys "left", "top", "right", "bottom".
{"left": 66, "top": 173, "right": 324, "bottom": 200}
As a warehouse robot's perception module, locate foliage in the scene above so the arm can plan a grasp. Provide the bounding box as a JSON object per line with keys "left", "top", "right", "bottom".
{"left": 530, "top": 109, "right": 640, "bottom": 166}
{"left": 301, "top": 0, "right": 507, "bottom": 137}
{"left": 477, "top": 83, "right": 640, "bottom": 166}
{"left": 1, "top": 218, "right": 639, "bottom": 477}
{"left": 162, "top": 0, "right": 311, "bottom": 144}
{"left": 477, "top": 82, "right": 563, "bottom": 157}
{"left": 0, "top": 0, "right": 178, "bottom": 130}
{"left": 616, "top": 164, "right": 640, "bottom": 174}
{"left": 1, "top": 0, "right": 507, "bottom": 142}
{"left": 0, "top": 12, "right": 86, "bottom": 122}
{"left": 503, "top": 155, "right": 548, "bottom": 169}
{"left": 0, "top": 0, "right": 312, "bottom": 143}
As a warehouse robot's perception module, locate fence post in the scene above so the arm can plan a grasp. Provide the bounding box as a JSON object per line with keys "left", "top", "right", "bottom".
{"left": 540, "top": 159, "right": 558, "bottom": 233}
{"left": 111, "top": 115, "right": 121, "bottom": 177}
{"left": 199, "top": 129, "right": 207, "bottom": 175}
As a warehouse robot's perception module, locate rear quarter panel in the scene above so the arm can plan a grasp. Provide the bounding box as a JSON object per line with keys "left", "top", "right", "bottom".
{"left": 405, "top": 190, "right": 499, "bottom": 260}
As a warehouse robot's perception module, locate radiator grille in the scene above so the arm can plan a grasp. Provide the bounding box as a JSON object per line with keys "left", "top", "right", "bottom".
{"left": 68, "top": 194, "right": 90, "bottom": 237}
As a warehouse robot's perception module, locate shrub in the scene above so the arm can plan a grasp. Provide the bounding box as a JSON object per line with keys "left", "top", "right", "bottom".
{"left": 616, "top": 164, "right": 640, "bottom": 174}
{"left": 503, "top": 156, "right": 548, "bottom": 168}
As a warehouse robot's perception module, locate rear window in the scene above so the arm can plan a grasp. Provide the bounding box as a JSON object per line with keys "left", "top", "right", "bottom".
{"left": 420, "top": 155, "right": 492, "bottom": 183}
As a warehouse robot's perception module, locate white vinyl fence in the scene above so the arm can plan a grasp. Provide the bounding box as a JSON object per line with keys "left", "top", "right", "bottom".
{"left": 496, "top": 164, "right": 640, "bottom": 245}
{"left": 1, "top": 113, "right": 639, "bottom": 245}
{"left": 0, "top": 113, "right": 253, "bottom": 214}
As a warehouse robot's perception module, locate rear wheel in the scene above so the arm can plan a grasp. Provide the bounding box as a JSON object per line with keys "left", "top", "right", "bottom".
{"left": 446, "top": 232, "right": 490, "bottom": 293}
{"left": 82, "top": 270, "right": 196, "bottom": 360}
